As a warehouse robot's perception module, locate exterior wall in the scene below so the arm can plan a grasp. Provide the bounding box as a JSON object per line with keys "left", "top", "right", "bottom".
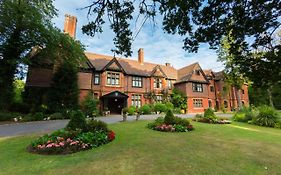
{"left": 26, "top": 68, "right": 53, "bottom": 87}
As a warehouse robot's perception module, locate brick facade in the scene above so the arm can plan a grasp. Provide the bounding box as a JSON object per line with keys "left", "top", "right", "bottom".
{"left": 26, "top": 14, "right": 249, "bottom": 114}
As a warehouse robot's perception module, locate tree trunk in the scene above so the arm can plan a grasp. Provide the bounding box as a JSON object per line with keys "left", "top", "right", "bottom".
{"left": 235, "top": 87, "right": 242, "bottom": 110}
{"left": 267, "top": 86, "right": 274, "bottom": 107}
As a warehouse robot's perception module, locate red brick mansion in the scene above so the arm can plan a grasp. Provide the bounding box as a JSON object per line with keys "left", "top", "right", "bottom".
{"left": 26, "top": 15, "right": 249, "bottom": 114}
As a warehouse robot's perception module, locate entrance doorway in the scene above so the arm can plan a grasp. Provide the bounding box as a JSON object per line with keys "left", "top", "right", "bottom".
{"left": 101, "top": 91, "right": 128, "bottom": 114}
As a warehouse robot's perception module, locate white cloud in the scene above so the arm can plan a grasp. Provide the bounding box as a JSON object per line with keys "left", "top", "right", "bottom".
{"left": 53, "top": 0, "right": 225, "bottom": 72}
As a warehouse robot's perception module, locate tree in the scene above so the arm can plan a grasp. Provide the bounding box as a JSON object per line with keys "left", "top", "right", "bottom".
{"left": 0, "top": 0, "right": 56, "bottom": 110}
{"left": 218, "top": 32, "right": 247, "bottom": 110}
{"left": 40, "top": 31, "right": 87, "bottom": 113}
{"left": 171, "top": 89, "right": 187, "bottom": 111}
{"left": 82, "top": 0, "right": 281, "bottom": 59}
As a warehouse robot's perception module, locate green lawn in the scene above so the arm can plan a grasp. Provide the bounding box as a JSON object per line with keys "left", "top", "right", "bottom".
{"left": 1, "top": 121, "right": 281, "bottom": 175}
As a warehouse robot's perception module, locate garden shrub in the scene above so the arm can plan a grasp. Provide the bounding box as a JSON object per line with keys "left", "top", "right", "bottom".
{"left": 82, "top": 92, "right": 99, "bottom": 117}
{"left": 147, "top": 116, "right": 165, "bottom": 129}
{"left": 66, "top": 110, "right": 87, "bottom": 131}
{"left": 165, "top": 102, "right": 174, "bottom": 110}
{"left": 139, "top": 104, "right": 151, "bottom": 114}
{"left": 23, "top": 112, "right": 45, "bottom": 121}
{"left": 164, "top": 109, "right": 175, "bottom": 124}
{"left": 0, "top": 112, "right": 23, "bottom": 121}
{"left": 77, "top": 131, "right": 108, "bottom": 148}
{"left": 173, "top": 108, "right": 181, "bottom": 114}
{"left": 204, "top": 108, "right": 215, "bottom": 118}
{"left": 233, "top": 113, "right": 246, "bottom": 122}
{"left": 253, "top": 105, "right": 280, "bottom": 127}
{"left": 174, "top": 116, "right": 190, "bottom": 126}
{"left": 86, "top": 119, "right": 108, "bottom": 132}
{"left": 128, "top": 106, "right": 136, "bottom": 115}
{"left": 49, "top": 112, "right": 64, "bottom": 120}
{"left": 154, "top": 103, "right": 167, "bottom": 113}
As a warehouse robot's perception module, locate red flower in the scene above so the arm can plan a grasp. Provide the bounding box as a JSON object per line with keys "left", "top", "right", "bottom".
{"left": 108, "top": 131, "right": 115, "bottom": 141}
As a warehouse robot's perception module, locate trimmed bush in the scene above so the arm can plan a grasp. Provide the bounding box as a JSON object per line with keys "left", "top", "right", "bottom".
{"left": 66, "top": 110, "right": 87, "bottom": 131}
{"left": 147, "top": 116, "right": 164, "bottom": 129}
{"left": 164, "top": 109, "right": 175, "bottom": 124}
{"left": 86, "top": 119, "right": 108, "bottom": 132}
{"left": 128, "top": 106, "right": 136, "bottom": 115}
{"left": 154, "top": 103, "right": 167, "bottom": 113}
{"left": 253, "top": 106, "right": 280, "bottom": 127}
{"left": 204, "top": 108, "right": 215, "bottom": 118}
{"left": 140, "top": 105, "right": 152, "bottom": 114}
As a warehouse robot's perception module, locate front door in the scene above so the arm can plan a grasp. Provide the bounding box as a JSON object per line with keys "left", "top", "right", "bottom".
{"left": 107, "top": 98, "right": 124, "bottom": 114}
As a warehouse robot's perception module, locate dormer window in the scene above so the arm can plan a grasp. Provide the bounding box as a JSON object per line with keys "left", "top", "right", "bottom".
{"left": 195, "top": 70, "right": 200, "bottom": 75}
{"left": 154, "top": 78, "right": 162, "bottom": 88}
{"left": 107, "top": 72, "right": 120, "bottom": 86}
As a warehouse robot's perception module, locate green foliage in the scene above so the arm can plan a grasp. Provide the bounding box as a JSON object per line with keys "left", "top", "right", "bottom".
{"left": 204, "top": 108, "right": 216, "bottom": 118}
{"left": 128, "top": 106, "right": 136, "bottom": 115}
{"left": 49, "top": 113, "right": 64, "bottom": 120}
{"left": 233, "top": 113, "right": 246, "bottom": 122}
{"left": 23, "top": 112, "right": 45, "bottom": 121}
{"left": 82, "top": 92, "right": 99, "bottom": 117}
{"left": 66, "top": 110, "right": 87, "bottom": 131}
{"left": 174, "top": 117, "right": 190, "bottom": 126}
{"left": 171, "top": 89, "right": 187, "bottom": 110}
{"left": 122, "top": 107, "right": 129, "bottom": 115}
{"left": 86, "top": 119, "right": 108, "bottom": 132}
{"left": 253, "top": 106, "right": 280, "bottom": 127}
{"left": 164, "top": 109, "right": 175, "bottom": 125}
{"left": 139, "top": 105, "right": 152, "bottom": 114}
{"left": 0, "top": 0, "right": 56, "bottom": 110}
{"left": 165, "top": 102, "right": 174, "bottom": 110}
{"left": 147, "top": 117, "right": 164, "bottom": 129}
{"left": 47, "top": 61, "right": 79, "bottom": 112}
{"left": 154, "top": 103, "right": 167, "bottom": 113}
{"left": 77, "top": 131, "right": 108, "bottom": 148}
{"left": 13, "top": 80, "right": 25, "bottom": 103}
{"left": 0, "top": 112, "right": 24, "bottom": 121}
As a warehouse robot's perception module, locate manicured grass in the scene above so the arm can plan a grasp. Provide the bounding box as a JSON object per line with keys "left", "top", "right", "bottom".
{"left": 1, "top": 121, "right": 281, "bottom": 175}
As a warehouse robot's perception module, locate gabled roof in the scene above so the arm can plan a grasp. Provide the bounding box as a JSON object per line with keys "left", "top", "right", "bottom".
{"left": 150, "top": 65, "right": 167, "bottom": 78}
{"left": 85, "top": 52, "right": 178, "bottom": 79}
{"left": 102, "top": 57, "right": 126, "bottom": 73}
{"left": 176, "top": 62, "right": 209, "bottom": 84}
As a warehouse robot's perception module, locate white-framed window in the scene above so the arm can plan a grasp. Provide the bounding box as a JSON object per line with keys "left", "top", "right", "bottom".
{"left": 193, "top": 99, "right": 203, "bottom": 108}
{"left": 132, "top": 94, "right": 141, "bottom": 107}
{"left": 132, "top": 76, "right": 142, "bottom": 88}
{"left": 155, "top": 95, "right": 163, "bottom": 103}
{"left": 154, "top": 78, "right": 162, "bottom": 88}
{"left": 168, "top": 80, "right": 173, "bottom": 89}
{"left": 106, "top": 72, "right": 120, "bottom": 85}
{"left": 94, "top": 73, "right": 100, "bottom": 85}
{"left": 192, "top": 83, "right": 203, "bottom": 92}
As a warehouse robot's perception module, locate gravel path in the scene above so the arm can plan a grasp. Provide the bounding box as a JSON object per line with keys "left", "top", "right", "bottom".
{"left": 0, "top": 113, "right": 233, "bottom": 137}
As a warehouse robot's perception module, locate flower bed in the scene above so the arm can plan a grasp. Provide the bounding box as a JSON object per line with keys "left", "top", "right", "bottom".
{"left": 148, "top": 110, "right": 194, "bottom": 132}
{"left": 28, "top": 110, "right": 115, "bottom": 155}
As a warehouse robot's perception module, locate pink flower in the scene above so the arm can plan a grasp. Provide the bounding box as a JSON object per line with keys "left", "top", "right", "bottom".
{"left": 46, "top": 144, "right": 53, "bottom": 148}
{"left": 66, "top": 138, "right": 72, "bottom": 143}
{"left": 59, "top": 142, "right": 65, "bottom": 147}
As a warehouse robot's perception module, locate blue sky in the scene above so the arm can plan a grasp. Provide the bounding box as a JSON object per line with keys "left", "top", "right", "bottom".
{"left": 52, "top": 0, "right": 224, "bottom": 71}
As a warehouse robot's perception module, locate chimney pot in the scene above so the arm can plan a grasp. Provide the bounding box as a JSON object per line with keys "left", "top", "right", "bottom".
{"left": 64, "top": 14, "right": 77, "bottom": 39}
{"left": 138, "top": 48, "right": 144, "bottom": 65}
{"left": 165, "top": 63, "right": 171, "bottom": 67}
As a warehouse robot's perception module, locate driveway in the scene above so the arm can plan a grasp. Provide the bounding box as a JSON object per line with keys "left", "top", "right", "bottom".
{"left": 0, "top": 113, "right": 233, "bottom": 137}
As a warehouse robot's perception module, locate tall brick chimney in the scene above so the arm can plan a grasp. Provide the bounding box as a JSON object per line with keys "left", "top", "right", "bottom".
{"left": 64, "top": 14, "right": 77, "bottom": 39}
{"left": 138, "top": 48, "right": 144, "bottom": 65}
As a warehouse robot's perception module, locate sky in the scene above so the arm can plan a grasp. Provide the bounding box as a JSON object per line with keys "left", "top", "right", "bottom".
{"left": 52, "top": 0, "right": 224, "bottom": 71}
